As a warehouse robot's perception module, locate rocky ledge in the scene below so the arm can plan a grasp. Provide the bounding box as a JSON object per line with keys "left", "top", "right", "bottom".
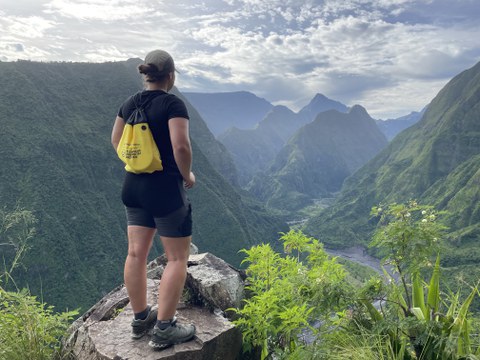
{"left": 65, "top": 253, "right": 246, "bottom": 360}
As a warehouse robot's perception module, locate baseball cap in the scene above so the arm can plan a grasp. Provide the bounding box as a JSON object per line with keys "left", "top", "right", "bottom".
{"left": 144, "top": 49, "right": 176, "bottom": 73}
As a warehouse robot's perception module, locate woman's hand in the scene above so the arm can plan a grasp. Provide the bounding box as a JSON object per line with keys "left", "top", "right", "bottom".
{"left": 184, "top": 171, "right": 196, "bottom": 189}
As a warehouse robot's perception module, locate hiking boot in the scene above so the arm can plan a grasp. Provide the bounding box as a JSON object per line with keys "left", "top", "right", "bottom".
{"left": 131, "top": 305, "right": 158, "bottom": 339}
{"left": 148, "top": 318, "right": 196, "bottom": 350}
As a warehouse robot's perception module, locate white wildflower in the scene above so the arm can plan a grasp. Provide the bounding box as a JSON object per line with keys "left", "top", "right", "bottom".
{"left": 422, "top": 219, "right": 428, "bottom": 223}
{"left": 422, "top": 210, "right": 427, "bottom": 215}
{"left": 298, "top": 268, "right": 307, "bottom": 275}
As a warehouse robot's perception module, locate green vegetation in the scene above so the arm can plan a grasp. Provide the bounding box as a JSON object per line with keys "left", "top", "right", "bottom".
{"left": 356, "top": 202, "right": 479, "bottom": 359}
{"left": 336, "top": 257, "right": 378, "bottom": 285}
{"left": 0, "top": 208, "right": 78, "bottom": 360}
{"left": 0, "top": 288, "right": 78, "bottom": 360}
{"left": 230, "top": 230, "right": 353, "bottom": 359}
{"left": 1, "top": 207, "right": 37, "bottom": 286}
{"left": 232, "top": 203, "right": 480, "bottom": 359}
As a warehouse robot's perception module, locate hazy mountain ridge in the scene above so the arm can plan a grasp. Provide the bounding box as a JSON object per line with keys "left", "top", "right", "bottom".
{"left": 248, "top": 105, "right": 388, "bottom": 211}
{"left": 0, "top": 60, "right": 287, "bottom": 311}
{"left": 183, "top": 91, "right": 274, "bottom": 136}
{"left": 376, "top": 109, "right": 425, "bottom": 140}
{"left": 304, "top": 60, "right": 480, "bottom": 261}
{"left": 218, "top": 105, "right": 297, "bottom": 185}
{"left": 219, "top": 94, "right": 350, "bottom": 185}
{"left": 297, "top": 93, "right": 349, "bottom": 123}
{"left": 174, "top": 89, "right": 240, "bottom": 186}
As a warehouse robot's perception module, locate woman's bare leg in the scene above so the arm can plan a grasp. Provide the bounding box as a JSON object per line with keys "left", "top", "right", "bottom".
{"left": 124, "top": 225, "right": 156, "bottom": 313}
{"left": 157, "top": 235, "right": 191, "bottom": 320}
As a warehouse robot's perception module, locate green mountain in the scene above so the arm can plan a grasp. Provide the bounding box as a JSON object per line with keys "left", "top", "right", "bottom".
{"left": 218, "top": 105, "right": 297, "bottom": 186}
{"left": 248, "top": 105, "right": 388, "bottom": 211}
{"left": 304, "top": 61, "right": 480, "bottom": 274}
{"left": 0, "top": 60, "right": 286, "bottom": 311}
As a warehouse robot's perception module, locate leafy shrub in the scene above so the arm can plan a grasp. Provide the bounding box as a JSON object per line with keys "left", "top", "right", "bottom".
{"left": 0, "top": 207, "right": 78, "bottom": 360}
{"left": 0, "top": 288, "right": 78, "bottom": 360}
{"left": 234, "top": 202, "right": 480, "bottom": 360}
{"left": 346, "top": 201, "right": 480, "bottom": 359}
{"left": 230, "top": 229, "right": 353, "bottom": 359}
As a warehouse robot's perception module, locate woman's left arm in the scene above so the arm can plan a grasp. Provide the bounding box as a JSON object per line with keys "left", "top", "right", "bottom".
{"left": 111, "top": 116, "right": 125, "bottom": 150}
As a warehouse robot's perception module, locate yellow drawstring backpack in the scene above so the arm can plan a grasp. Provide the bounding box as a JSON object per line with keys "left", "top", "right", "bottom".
{"left": 117, "top": 93, "right": 163, "bottom": 173}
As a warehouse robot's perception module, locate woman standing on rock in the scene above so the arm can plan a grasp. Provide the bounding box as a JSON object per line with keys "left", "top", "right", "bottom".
{"left": 111, "top": 49, "right": 196, "bottom": 350}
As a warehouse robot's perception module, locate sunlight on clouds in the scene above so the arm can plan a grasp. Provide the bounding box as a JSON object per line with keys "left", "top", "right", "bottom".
{"left": 185, "top": 24, "right": 319, "bottom": 86}
{"left": 82, "top": 45, "right": 131, "bottom": 62}
{"left": 394, "top": 25, "right": 480, "bottom": 79}
{"left": 44, "top": 0, "right": 153, "bottom": 21}
{"left": 0, "top": 13, "right": 56, "bottom": 39}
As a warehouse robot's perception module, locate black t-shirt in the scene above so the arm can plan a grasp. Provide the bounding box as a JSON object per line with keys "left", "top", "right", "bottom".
{"left": 118, "top": 90, "right": 189, "bottom": 176}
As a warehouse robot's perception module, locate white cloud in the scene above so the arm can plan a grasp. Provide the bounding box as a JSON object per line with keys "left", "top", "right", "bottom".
{"left": 0, "top": 0, "right": 479, "bottom": 118}
{"left": 43, "top": 0, "right": 153, "bottom": 21}
{"left": 354, "top": 78, "right": 448, "bottom": 119}
{"left": 0, "top": 13, "right": 56, "bottom": 39}
{"left": 0, "top": 10, "right": 58, "bottom": 60}
{"left": 82, "top": 45, "right": 130, "bottom": 62}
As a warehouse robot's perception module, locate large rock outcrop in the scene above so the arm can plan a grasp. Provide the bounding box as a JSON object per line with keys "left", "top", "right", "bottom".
{"left": 65, "top": 253, "right": 245, "bottom": 360}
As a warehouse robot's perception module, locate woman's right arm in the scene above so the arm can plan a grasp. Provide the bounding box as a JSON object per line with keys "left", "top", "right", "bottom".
{"left": 168, "top": 117, "right": 195, "bottom": 188}
{"left": 111, "top": 116, "right": 125, "bottom": 150}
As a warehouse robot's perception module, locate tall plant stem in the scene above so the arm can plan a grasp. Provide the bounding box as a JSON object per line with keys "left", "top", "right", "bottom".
{"left": 397, "top": 261, "right": 411, "bottom": 310}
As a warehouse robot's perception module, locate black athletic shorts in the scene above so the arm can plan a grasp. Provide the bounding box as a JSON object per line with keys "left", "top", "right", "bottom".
{"left": 121, "top": 171, "right": 192, "bottom": 237}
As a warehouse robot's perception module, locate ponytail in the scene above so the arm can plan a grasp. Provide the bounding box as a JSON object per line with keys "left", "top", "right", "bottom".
{"left": 138, "top": 59, "right": 174, "bottom": 83}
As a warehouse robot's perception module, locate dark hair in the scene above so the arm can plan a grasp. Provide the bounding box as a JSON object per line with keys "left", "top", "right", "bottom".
{"left": 138, "top": 58, "right": 174, "bottom": 83}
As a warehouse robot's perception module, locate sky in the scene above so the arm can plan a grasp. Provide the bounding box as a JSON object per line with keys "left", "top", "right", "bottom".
{"left": 1, "top": 0, "right": 480, "bottom": 119}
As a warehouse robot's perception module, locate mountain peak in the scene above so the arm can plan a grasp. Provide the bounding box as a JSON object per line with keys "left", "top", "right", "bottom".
{"left": 349, "top": 104, "right": 370, "bottom": 117}
{"left": 269, "top": 105, "right": 295, "bottom": 115}
{"left": 312, "top": 93, "right": 329, "bottom": 102}
{"left": 298, "top": 93, "right": 349, "bottom": 123}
